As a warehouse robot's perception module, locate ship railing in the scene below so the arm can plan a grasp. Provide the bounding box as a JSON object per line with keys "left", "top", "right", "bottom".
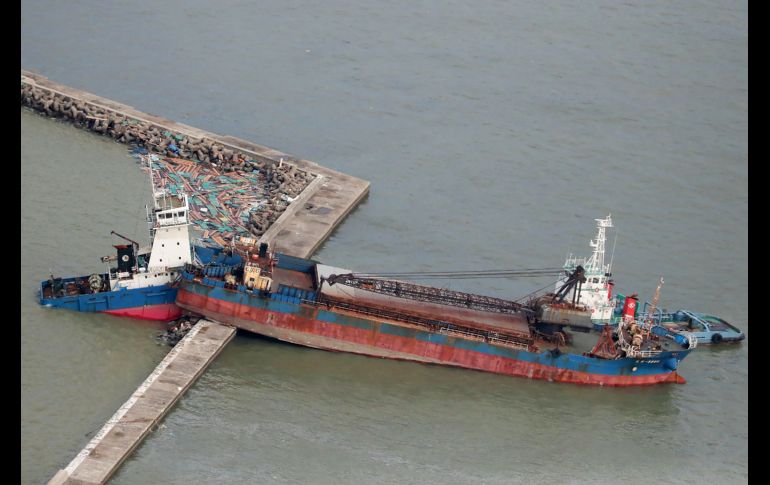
{"left": 640, "top": 311, "right": 682, "bottom": 325}
{"left": 437, "top": 324, "right": 485, "bottom": 340}
{"left": 487, "top": 335, "right": 529, "bottom": 348}
{"left": 640, "top": 302, "right": 666, "bottom": 323}
{"left": 618, "top": 339, "right": 663, "bottom": 359}
{"left": 437, "top": 326, "right": 530, "bottom": 350}
{"left": 618, "top": 340, "right": 666, "bottom": 358}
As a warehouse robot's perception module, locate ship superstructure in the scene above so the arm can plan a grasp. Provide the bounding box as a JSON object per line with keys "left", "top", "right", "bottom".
{"left": 557, "top": 214, "right": 616, "bottom": 325}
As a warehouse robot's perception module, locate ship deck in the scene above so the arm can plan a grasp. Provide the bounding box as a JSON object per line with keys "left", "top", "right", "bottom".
{"left": 314, "top": 294, "right": 536, "bottom": 350}
{"left": 327, "top": 293, "right": 533, "bottom": 336}
{"left": 316, "top": 293, "right": 604, "bottom": 355}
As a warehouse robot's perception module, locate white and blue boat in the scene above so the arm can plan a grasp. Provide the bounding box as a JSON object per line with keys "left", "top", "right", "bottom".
{"left": 39, "top": 157, "right": 194, "bottom": 321}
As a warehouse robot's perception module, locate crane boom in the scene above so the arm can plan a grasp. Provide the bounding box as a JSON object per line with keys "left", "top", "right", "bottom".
{"left": 325, "top": 274, "right": 534, "bottom": 317}
{"left": 553, "top": 265, "right": 587, "bottom": 304}
{"left": 645, "top": 277, "right": 665, "bottom": 337}
{"left": 110, "top": 230, "right": 141, "bottom": 249}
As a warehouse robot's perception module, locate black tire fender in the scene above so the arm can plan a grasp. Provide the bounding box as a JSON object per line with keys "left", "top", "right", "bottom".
{"left": 711, "top": 333, "right": 723, "bottom": 344}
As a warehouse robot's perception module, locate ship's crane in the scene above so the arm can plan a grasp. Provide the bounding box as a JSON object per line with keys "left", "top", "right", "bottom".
{"left": 552, "top": 265, "right": 587, "bottom": 305}
{"left": 644, "top": 277, "right": 665, "bottom": 337}
{"left": 324, "top": 271, "right": 557, "bottom": 317}
{"left": 100, "top": 230, "right": 141, "bottom": 263}
{"left": 110, "top": 230, "right": 141, "bottom": 251}
{"left": 101, "top": 230, "right": 141, "bottom": 274}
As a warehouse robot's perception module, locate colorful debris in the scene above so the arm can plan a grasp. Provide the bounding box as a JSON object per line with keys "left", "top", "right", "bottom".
{"left": 137, "top": 154, "right": 305, "bottom": 247}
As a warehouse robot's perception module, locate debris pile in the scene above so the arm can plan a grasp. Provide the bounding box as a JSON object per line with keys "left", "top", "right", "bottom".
{"left": 138, "top": 150, "right": 310, "bottom": 245}
{"left": 156, "top": 315, "right": 200, "bottom": 347}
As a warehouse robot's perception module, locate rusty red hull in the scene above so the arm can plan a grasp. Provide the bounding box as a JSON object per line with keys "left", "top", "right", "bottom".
{"left": 176, "top": 281, "right": 690, "bottom": 386}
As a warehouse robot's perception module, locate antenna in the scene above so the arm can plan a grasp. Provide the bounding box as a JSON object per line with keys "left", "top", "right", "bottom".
{"left": 585, "top": 214, "right": 612, "bottom": 271}
{"left": 608, "top": 232, "right": 618, "bottom": 275}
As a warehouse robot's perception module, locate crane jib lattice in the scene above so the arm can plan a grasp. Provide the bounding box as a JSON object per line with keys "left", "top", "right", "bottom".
{"left": 326, "top": 274, "right": 535, "bottom": 317}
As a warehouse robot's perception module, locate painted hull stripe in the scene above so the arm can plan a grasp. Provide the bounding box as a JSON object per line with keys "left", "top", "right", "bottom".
{"left": 176, "top": 285, "right": 689, "bottom": 386}
{"left": 102, "top": 303, "right": 182, "bottom": 321}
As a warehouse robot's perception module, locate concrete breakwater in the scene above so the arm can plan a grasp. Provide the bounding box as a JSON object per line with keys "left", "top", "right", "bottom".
{"left": 21, "top": 70, "right": 370, "bottom": 258}
{"left": 23, "top": 71, "right": 371, "bottom": 484}
{"left": 21, "top": 75, "right": 311, "bottom": 241}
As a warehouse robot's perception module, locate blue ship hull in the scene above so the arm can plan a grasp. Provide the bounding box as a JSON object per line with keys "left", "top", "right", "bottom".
{"left": 39, "top": 274, "right": 181, "bottom": 321}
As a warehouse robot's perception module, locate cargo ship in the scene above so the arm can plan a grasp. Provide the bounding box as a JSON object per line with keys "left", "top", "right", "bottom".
{"left": 175, "top": 238, "right": 696, "bottom": 386}
{"left": 38, "top": 159, "right": 194, "bottom": 321}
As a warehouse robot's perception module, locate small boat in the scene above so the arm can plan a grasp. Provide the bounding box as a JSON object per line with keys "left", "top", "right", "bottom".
{"left": 598, "top": 293, "right": 746, "bottom": 346}
{"left": 174, "top": 238, "right": 696, "bottom": 386}
{"left": 643, "top": 309, "right": 745, "bottom": 345}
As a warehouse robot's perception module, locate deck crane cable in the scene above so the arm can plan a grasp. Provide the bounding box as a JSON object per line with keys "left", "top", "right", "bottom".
{"left": 347, "top": 267, "right": 566, "bottom": 281}
{"left": 515, "top": 266, "right": 585, "bottom": 303}
{"left": 515, "top": 280, "right": 561, "bottom": 302}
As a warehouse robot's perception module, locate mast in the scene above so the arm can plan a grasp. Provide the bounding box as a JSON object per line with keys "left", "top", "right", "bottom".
{"left": 645, "top": 277, "right": 664, "bottom": 337}
{"left": 608, "top": 232, "right": 618, "bottom": 277}
{"left": 584, "top": 214, "right": 613, "bottom": 274}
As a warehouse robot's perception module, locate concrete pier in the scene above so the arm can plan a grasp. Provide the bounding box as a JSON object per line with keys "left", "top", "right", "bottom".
{"left": 25, "top": 70, "right": 370, "bottom": 483}
{"left": 48, "top": 320, "right": 236, "bottom": 485}
{"left": 21, "top": 69, "right": 370, "bottom": 258}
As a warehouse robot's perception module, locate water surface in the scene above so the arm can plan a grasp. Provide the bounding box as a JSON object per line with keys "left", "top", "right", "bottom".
{"left": 22, "top": 1, "right": 747, "bottom": 483}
